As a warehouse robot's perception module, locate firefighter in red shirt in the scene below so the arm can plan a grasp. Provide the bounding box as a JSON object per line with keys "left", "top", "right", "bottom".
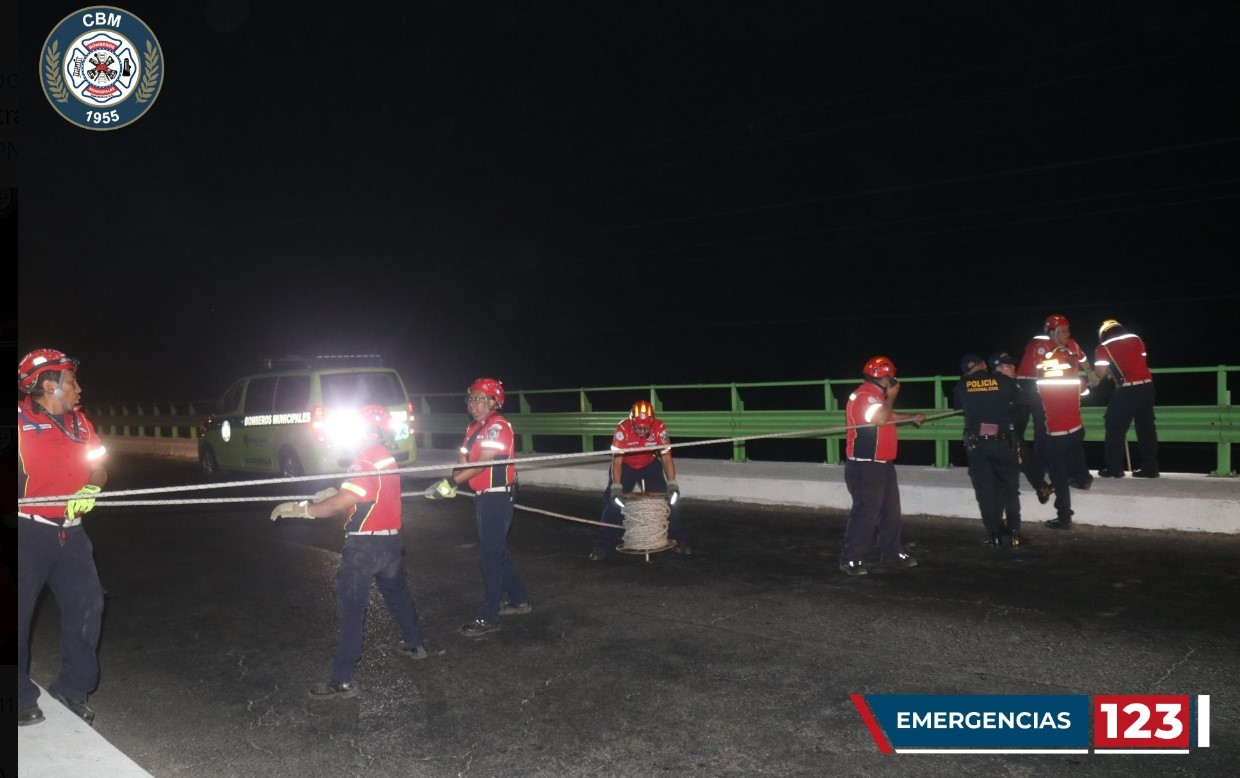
{"left": 838, "top": 357, "right": 925, "bottom": 576}
{"left": 589, "top": 400, "right": 690, "bottom": 561}
{"left": 424, "top": 377, "right": 530, "bottom": 637}
{"left": 1037, "top": 346, "right": 1094, "bottom": 529}
{"left": 271, "top": 404, "right": 427, "bottom": 700}
{"left": 17, "top": 348, "right": 108, "bottom": 727}
{"left": 1093, "top": 319, "right": 1159, "bottom": 478}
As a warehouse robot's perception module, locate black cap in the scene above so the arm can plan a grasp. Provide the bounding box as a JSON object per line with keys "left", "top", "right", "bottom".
{"left": 960, "top": 353, "right": 985, "bottom": 374}
{"left": 989, "top": 352, "right": 1016, "bottom": 369}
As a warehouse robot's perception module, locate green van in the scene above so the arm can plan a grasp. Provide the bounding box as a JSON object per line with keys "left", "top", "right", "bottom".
{"left": 197, "top": 355, "right": 416, "bottom": 477}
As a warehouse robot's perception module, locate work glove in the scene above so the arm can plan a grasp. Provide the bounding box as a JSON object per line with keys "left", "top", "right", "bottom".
{"left": 64, "top": 484, "right": 102, "bottom": 519}
{"left": 270, "top": 501, "right": 312, "bottom": 521}
{"left": 666, "top": 480, "right": 680, "bottom": 506}
{"left": 424, "top": 479, "right": 456, "bottom": 500}
{"left": 311, "top": 487, "right": 338, "bottom": 503}
{"left": 610, "top": 483, "right": 625, "bottom": 509}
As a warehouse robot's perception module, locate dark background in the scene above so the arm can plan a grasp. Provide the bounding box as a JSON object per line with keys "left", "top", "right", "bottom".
{"left": 17, "top": 1, "right": 1240, "bottom": 402}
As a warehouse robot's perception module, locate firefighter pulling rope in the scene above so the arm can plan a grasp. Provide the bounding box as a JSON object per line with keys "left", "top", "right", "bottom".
{"left": 19, "top": 412, "right": 963, "bottom": 526}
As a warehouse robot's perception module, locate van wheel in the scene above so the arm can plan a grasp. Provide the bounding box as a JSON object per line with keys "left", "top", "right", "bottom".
{"left": 199, "top": 444, "right": 220, "bottom": 478}
{"left": 279, "top": 449, "right": 304, "bottom": 479}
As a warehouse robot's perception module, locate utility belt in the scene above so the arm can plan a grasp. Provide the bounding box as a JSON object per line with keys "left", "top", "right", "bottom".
{"left": 964, "top": 432, "right": 1014, "bottom": 450}
{"left": 847, "top": 456, "right": 890, "bottom": 464}
{"left": 479, "top": 485, "right": 515, "bottom": 494}
{"left": 347, "top": 529, "right": 400, "bottom": 536}
{"left": 18, "top": 511, "right": 81, "bottom": 528}
{"left": 1119, "top": 379, "right": 1152, "bottom": 387}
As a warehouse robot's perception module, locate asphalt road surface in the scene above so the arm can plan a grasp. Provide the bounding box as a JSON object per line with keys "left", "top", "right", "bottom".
{"left": 24, "top": 455, "right": 1240, "bottom": 777}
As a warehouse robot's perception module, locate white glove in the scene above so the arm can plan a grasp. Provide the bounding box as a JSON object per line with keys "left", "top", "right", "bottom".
{"left": 666, "top": 480, "right": 680, "bottom": 506}
{"left": 610, "top": 483, "right": 625, "bottom": 509}
{"left": 270, "top": 501, "right": 312, "bottom": 521}
{"left": 312, "top": 487, "right": 338, "bottom": 503}
{"left": 424, "top": 479, "right": 456, "bottom": 499}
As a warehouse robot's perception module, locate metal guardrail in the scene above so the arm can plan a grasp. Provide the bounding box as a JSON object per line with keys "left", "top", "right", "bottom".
{"left": 84, "top": 366, "right": 1238, "bottom": 476}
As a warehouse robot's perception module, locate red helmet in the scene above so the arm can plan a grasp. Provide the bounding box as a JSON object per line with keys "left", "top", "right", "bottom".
{"left": 863, "top": 356, "right": 896, "bottom": 379}
{"left": 630, "top": 399, "right": 655, "bottom": 426}
{"left": 468, "top": 377, "right": 505, "bottom": 408}
{"left": 357, "top": 404, "right": 392, "bottom": 433}
{"left": 1044, "top": 313, "right": 1070, "bottom": 333}
{"left": 18, "top": 348, "right": 79, "bottom": 393}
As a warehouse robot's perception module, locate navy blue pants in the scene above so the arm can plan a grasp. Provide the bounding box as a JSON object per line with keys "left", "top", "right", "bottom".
{"left": 18, "top": 520, "right": 105, "bottom": 711}
{"left": 839, "top": 459, "right": 904, "bottom": 564}
{"left": 966, "top": 441, "right": 1022, "bottom": 535}
{"left": 1104, "top": 383, "right": 1159, "bottom": 475}
{"left": 331, "top": 534, "right": 423, "bottom": 684}
{"left": 594, "top": 461, "right": 685, "bottom": 549}
{"left": 1043, "top": 429, "right": 1091, "bottom": 523}
{"left": 475, "top": 492, "right": 527, "bottom": 624}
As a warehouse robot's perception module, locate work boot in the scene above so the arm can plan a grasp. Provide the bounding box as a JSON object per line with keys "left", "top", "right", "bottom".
{"left": 882, "top": 552, "right": 918, "bottom": 568}
{"left": 498, "top": 600, "right": 532, "bottom": 616}
{"left": 460, "top": 619, "right": 500, "bottom": 638}
{"left": 983, "top": 534, "right": 1003, "bottom": 547}
{"left": 1009, "top": 532, "right": 1028, "bottom": 547}
{"left": 1133, "top": 469, "right": 1160, "bottom": 479}
{"left": 397, "top": 641, "right": 428, "bottom": 660}
{"left": 1097, "top": 469, "right": 1125, "bottom": 478}
{"left": 50, "top": 691, "right": 95, "bottom": 726}
{"left": 18, "top": 706, "right": 45, "bottom": 726}
{"left": 308, "top": 680, "right": 358, "bottom": 700}
{"left": 839, "top": 560, "right": 868, "bottom": 576}
{"left": 1045, "top": 518, "right": 1072, "bottom": 530}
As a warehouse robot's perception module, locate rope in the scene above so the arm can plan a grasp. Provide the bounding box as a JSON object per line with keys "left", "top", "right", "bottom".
{"left": 18, "top": 411, "right": 961, "bottom": 508}
{"left": 620, "top": 495, "right": 671, "bottom": 551}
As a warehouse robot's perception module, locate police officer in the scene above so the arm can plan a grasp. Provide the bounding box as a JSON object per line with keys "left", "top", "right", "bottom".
{"left": 953, "top": 352, "right": 1025, "bottom": 546}
{"left": 17, "top": 348, "right": 109, "bottom": 726}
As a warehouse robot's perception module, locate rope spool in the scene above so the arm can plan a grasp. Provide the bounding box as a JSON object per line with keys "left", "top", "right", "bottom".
{"left": 617, "top": 493, "right": 676, "bottom": 554}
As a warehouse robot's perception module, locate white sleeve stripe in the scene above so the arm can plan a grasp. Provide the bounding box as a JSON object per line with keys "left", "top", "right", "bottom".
{"left": 342, "top": 483, "right": 367, "bottom": 497}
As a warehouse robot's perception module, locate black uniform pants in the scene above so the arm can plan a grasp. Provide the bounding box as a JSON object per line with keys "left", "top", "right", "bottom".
{"left": 1104, "top": 382, "right": 1159, "bottom": 475}
{"left": 966, "top": 440, "right": 1022, "bottom": 535}
{"left": 1043, "top": 429, "right": 1091, "bottom": 523}
{"left": 1012, "top": 379, "right": 1049, "bottom": 491}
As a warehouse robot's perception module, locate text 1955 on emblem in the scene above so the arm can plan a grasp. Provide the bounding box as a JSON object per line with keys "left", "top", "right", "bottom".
{"left": 40, "top": 6, "right": 165, "bottom": 130}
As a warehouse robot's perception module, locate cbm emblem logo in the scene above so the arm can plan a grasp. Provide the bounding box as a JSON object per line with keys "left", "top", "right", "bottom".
{"left": 40, "top": 7, "right": 165, "bottom": 130}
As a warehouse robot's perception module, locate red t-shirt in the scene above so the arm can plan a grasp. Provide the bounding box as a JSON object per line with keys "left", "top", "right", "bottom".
{"left": 340, "top": 442, "right": 401, "bottom": 533}
{"left": 846, "top": 381, "right": 898, "bottom": 461}
{"left": 459, "top": 412, "right": 516, "bottom": 491}
{"left": 1094, "top": 333, "right": 1152, "bottom": 385}
{"left": 610, "top": 417, "right": 671, "bottom": 470}
{"left": 1018, "top": 335, "right": 1087, "bottom": 379}
{"left": 1036, "top": 348, "right": 1085, "bottom": 434}
{"left": 18, "top": 398, "right": 108, "bottom": 522}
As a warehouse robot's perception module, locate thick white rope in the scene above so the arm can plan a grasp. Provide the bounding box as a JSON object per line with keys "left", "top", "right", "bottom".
{"left": 19, "top": 411, "right": 961, "bottom": 509}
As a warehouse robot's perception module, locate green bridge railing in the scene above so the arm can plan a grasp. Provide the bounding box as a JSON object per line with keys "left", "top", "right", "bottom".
{"left": 85, "top": 365, "right": 1238, "bottom": 477}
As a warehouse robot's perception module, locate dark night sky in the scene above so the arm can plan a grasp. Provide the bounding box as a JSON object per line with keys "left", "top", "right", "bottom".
{"left": 17, "top": 1, "right": 1240, "bottom": 403}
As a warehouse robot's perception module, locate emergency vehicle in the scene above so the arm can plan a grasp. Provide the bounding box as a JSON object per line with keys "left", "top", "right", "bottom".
{"left": 197, "top": 355, "right": 416, "bottom": 477}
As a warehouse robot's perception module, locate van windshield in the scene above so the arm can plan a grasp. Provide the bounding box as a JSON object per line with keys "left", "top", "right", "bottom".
{"left": 320, "top": 372, "right": 406, "bottom": 409}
